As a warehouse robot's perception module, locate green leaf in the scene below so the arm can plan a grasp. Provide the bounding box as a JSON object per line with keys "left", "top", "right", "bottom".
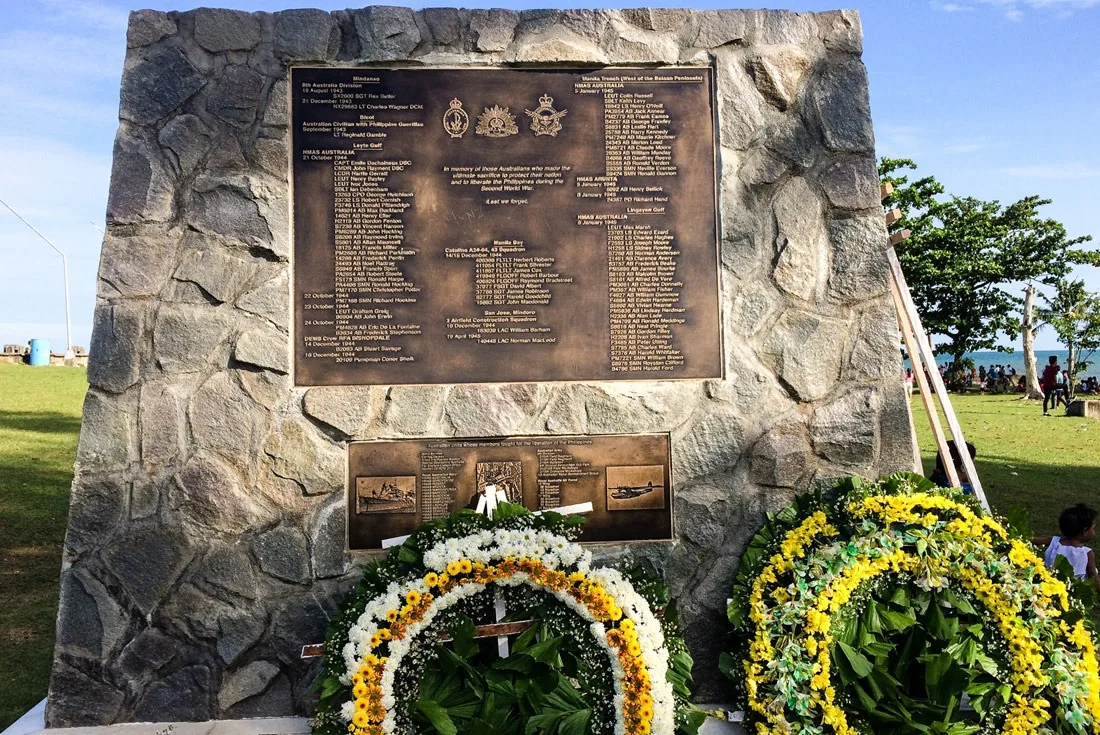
{"left": 416, "top": 699, "right": 458, "bottom": 735}
{"left": 524, "top": 635, "right": 564, "bottom": 664}
{"left": 835, "top": 641, "right": 874, "bottom": 678}
{"left": 558, "top": 709, "right": 591, "bottom": 735}
{"left": 880, "top": 609, "right": 918, "bottom": 632}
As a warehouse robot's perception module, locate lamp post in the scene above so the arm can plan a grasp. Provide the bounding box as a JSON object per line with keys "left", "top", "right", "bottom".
{"left": 0, "top": 196, "right": 72, "bottom": 352}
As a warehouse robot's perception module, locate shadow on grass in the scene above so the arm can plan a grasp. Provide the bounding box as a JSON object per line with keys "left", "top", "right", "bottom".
{"left": 0, "top": 410, "right": 82, "bottom": 436}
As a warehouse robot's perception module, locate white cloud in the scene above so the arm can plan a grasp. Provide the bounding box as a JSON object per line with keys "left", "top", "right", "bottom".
{"left": 931, "top": 2, "right": 976, "bottom": 11}
{"left": 999, "top": 163, "right": 1100, "bottom": 179}
{"left": 974, "top": 0, "right": 1100, "bottom": 19}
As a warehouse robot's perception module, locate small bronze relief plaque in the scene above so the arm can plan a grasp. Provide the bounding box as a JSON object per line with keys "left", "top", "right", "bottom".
{"left": 347, "top": 434, "right": 673, "bottom": 549}
{"left": 291, "top": 67, "right": 722, "bottom": 387}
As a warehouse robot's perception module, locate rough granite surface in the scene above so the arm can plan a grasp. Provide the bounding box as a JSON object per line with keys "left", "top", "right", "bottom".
{"left": 48, "top": 6, "right": 914, "bottom": 724}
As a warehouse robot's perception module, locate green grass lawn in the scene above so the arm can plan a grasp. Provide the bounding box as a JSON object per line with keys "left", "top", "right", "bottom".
{"left": 0, "top": 362, "right": 87, "bottom": 728}
{"left": 910, "top": 391, "right": 1100, "bottom": 535}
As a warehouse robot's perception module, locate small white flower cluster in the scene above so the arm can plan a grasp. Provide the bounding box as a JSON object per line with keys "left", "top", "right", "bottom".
{"left": 341, "top": 526, "right": 675, "bottom": 735}
{"left": 420, "top": 527, "right": 592, "bottom": 574}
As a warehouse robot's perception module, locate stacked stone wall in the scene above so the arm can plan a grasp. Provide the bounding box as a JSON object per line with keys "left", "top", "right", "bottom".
{"left": 48, "top": 6, "right": 914, "bottom": 724}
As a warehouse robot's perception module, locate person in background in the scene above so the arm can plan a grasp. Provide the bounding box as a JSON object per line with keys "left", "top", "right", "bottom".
{"left": 930, "top": 440, "right": 976, "bottom": 495}
{"left": 978, "top": 365, "right": 987, "bottom": 386}
{"left": 1034, "top": 504, "right": 1100, "bottom": 594}
{"left": 904, "top": 368, "right": 914, "bottom": 396}
{"left": 1042, "top": 355, "right": 1062, "bottom": 416}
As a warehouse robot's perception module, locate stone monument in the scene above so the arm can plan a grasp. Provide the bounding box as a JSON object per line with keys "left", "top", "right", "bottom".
{"left": 48, "top": 6, "right": 913, "bottom": 725}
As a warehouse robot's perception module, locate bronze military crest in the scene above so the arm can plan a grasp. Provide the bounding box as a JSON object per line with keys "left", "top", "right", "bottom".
{"left": 442, "top": 98, "right": 469, "bottom": 138}
{"left": 526, "top": 94, "right": 567, "bottom": 137}
{"left": 475, "top": 105, "right": 518, "bottom": 138}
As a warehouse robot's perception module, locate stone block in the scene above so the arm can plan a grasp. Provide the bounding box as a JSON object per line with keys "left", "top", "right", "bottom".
{"left": 695, "top": 10, "right": 748, "bottom": 48}
{"left": 99, "top": 231, "right": 177, "bottom": 298}
{"left": 816, "top": 9, "right": 863, "bottom": 54}
{"left": 217, "top": 613, "right": 266, "bottom": 665}
{"left": 253, "top": 525, "right": 311, "bottom": 583}
{"left": 821, "top": 156, "right": 880, "bottom": 210}
{"left": 508, "top": 27, "right": 608, "bottom": 63}
{"left": 127, "top": 10, "right": 176, "bottom": 48}
{"left": 749, "top": 47, "right": 811, "bottom": 111}
{"left": 189, "top": 371, "right": 261, "bottom": 462}
{"left": 263, "top": 80, "right": 290, "bottom": 128}
{"left": 813, "top": 57, "right": 875, "bottom": 152}
{"left": 772, "top": 177, "right": 827, "bottom": 301}
{"left": 46, "top": 661, "right": 124, "bottom": 727}
{"left": 64, "top": 475, "right": 128, "bottom": 554}
{"left": 761, "top": 310, "right": 848, "bottom": 402}
{"left": 153, "top": 303, "right": 233, "bottom": 373}
{"left": 309, "top": 498, "right": 348, "bottom": 579}
{"left": 132, "top": 665, "right": 212, "bottom": 722}
{"left": 117, "top": 628, "right": 178, "bottom": 680}
{"left": 192, "top": 8, "right": 262, "bottom": 52}
{"left": 750, "top": 424, "right": 810, "bottom": 487}
{"left": 200, "top": 545, "right": 261, "bottom": 602}
{"left": 421, "top": 7, "right": 464, "bottom": 47}
{"left": 354, "top": 6, "right": 421, "bottom": 60}
{"left": 235, "top": 272, "right": 289, "bottom": 331}
{"left": 120, "top": 46, "right": 205, "bottom": 126}
{"left": 188, "top": 184, "right": 272, "bottom": 248}
{"left": 235, "top": 326, "right": 289, "bottom": 374}
{"left": 87, "top": 300, "right": 147, "bottom": 394}
{"left": 827, "top": 215, "right": 890, "bottom": 303}
{"left": 302, "top": 386, "right": 378, "bottom": 437}
{"left": 380, "top": 386, "right": 447, "bottom": 434}
{"left": 469, "top": 9, "right": 518, "bottom": 52}
{"left": 207, "top": 65, "right": 266, "bottom": 129}
{"left": 106, "top": 133, "right": 175, "bottom": 225}
{"left": 275, "top": 9, "right": 340, "bottom": 59}
{"left": 76, "top": 390, "right": 136, "bottom": 472}
{"left": 158, "top": 114, "right": 213, "bottom": 174}
{"left": 174, "top": 242, "right": 257, "bottom": 304}
{"left": 219, "top": 661, "right": 280, "bottom": 710}
{"left": 172, "top": 452, "right": 255, "bottom": 533}
{"left": 264, "top": 420, "right": 343, "bottom": 496}
{"left": 104, "top": 529, "right": 195, "bottom": 615}
{"left": 811, "top": 388, "right": 878, "bottom": 466}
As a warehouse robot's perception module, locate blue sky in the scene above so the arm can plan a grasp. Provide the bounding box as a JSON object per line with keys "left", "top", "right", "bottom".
{"left": 0, "top": 0, "right": 1097, "bottom": 352}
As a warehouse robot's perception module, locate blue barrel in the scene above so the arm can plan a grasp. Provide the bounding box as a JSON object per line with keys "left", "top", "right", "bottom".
{"left": 28, "top": 339, "right": 50, "bottom": 366}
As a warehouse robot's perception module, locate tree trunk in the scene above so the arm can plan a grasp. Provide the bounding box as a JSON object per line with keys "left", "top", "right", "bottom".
{"left": 1022, "top": 284, "right": 1044, "bottom": 399}
{"left": 1068, "top": 342, "right": 1076, "bottom": 402}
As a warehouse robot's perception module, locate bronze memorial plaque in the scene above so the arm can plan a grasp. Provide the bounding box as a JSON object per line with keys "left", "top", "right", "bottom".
{"left": 347, "top": 434, "right": 672, "bottom": 549}
{"left": 292, "top": 67, "right": 721, "bottom": 386}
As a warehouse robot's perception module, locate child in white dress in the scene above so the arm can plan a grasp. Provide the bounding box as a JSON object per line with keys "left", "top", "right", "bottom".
{"left": 1034, "top": 504, "right": 1100, "bottom": 593}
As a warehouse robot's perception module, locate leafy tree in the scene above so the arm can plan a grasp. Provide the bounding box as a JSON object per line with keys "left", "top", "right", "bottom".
{"left": 1038, "top": 279, "right": 1100, "bottom": 396}
{"left": 880, "top": 158, "right": 1096, "bottom": 365}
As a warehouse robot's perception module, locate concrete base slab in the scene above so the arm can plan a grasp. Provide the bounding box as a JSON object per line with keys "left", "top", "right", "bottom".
{"left": 1068, "top": 400, "right": 1100, "bottom": 420}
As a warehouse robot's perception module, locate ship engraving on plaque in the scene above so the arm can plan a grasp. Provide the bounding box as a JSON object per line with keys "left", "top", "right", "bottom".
{"left": 475, "top": 105, "right": 519, "bottom": 138}
{"left": 442, "top": 98, "right": 469, "bottom": 138}
{"left": 347, "top": 433, "right": 672, "bottom": 548}
{"left": 526, "top": 94, "right": 567, "bottom": 137}
{"left": 292, "top": 67, "right": 721, "bottom": 387}
{"left": 356, "top": 475, "right": 416, "bottom": 514}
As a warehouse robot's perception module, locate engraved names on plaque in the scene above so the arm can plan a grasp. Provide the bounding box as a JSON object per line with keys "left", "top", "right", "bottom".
{"left": 347, "top": 434, "right": 672, "bottom": 549}
{"left": 292, "top": 68, "right": 721, "bottom": 386}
